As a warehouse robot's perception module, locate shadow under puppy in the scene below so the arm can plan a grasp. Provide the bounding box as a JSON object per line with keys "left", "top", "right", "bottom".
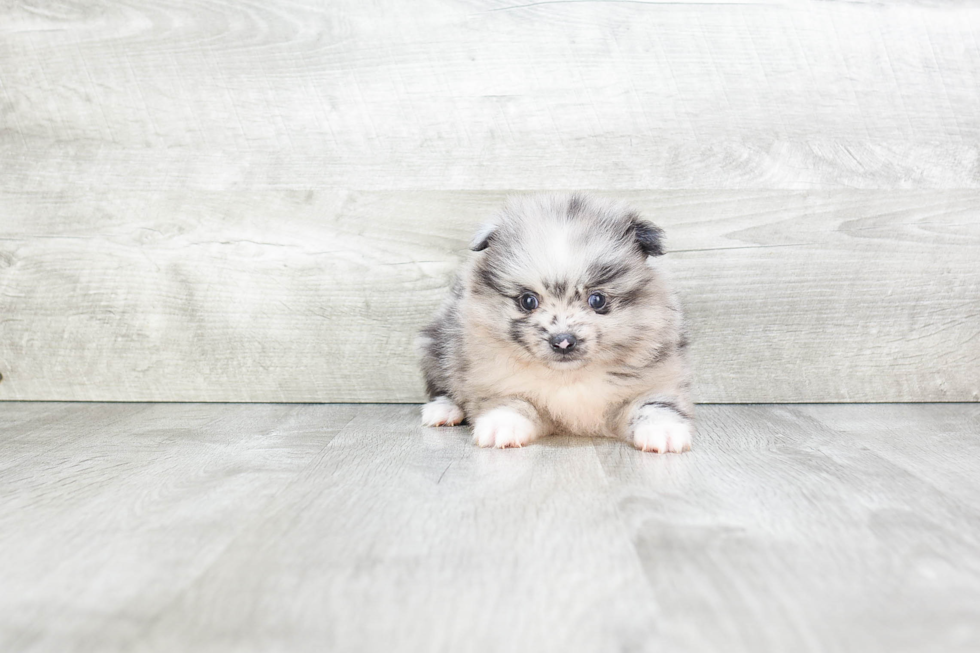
{"left": 418, "top": 193, "right": 693, "bottom": 452}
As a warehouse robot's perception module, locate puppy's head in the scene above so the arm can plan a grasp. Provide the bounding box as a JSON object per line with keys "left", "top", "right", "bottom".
{"left": 465, "top": 193, "right": 671, "bottom": 370}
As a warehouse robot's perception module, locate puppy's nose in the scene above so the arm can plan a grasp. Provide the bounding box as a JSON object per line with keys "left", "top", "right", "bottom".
{"left": 549, "top": 333, "right": 577, "bottom": 353}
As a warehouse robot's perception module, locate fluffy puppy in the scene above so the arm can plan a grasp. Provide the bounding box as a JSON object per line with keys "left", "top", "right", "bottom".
{"left": 418, "top": 193, "right": 693, "bottom": 452}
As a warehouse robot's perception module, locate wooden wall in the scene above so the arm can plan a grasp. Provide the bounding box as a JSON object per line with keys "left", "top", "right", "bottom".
{"left": 1, "top": 0, "right": 978, "bottom": 402}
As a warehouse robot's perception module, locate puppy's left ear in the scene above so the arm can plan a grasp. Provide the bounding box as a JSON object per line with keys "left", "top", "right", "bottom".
{"left": 630, "top": 215, "right": 665, "bottom": 257}
{"left": 469, "top": 223, "right": 496, "bottom": 251}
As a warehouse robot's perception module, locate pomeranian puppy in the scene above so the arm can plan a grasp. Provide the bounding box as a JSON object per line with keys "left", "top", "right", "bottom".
{"left": 418, "top": 193, "right": 693, "bottom": 453}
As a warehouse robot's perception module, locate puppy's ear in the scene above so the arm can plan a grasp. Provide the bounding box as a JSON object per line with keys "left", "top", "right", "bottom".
{"left": 469, "top": 223, "right": 496, "bottom": 251}
{"left": 629, "top": 215, "right": 665, "bottom": 257}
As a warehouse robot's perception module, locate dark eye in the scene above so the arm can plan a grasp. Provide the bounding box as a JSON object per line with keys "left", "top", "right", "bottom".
{"left": 519, "top": 292, "right": 539, "bottom": 311}
{"left": 588, "top": 292, "right": 607, "bottom": 311}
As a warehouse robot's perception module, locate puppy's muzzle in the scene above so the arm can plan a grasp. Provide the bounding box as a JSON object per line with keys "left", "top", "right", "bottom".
{"left": 549, "top": 332, "right": 577, "bottom": 354}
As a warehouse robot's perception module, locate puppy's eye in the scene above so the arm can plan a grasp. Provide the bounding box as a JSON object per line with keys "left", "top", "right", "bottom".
{"left": 588, "top": 292, "right": 607, "bottom": 311}
{"left": 518, "top": 292, "right": 539, "bottom": 311}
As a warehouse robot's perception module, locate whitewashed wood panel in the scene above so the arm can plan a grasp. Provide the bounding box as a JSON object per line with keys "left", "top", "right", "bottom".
{"left": 1, "top": 0, "right": 978, "bottom": 401}
{"left": 595, "top": 403, "right": 980, "bottom": 653}
{"left": 1, "top": 190, "right": 977, "bottom": 402}
{"left": 2, "top": 402, "right": 979, "bottom": 651}
{"left": 1, "top": 0, "right": 979, "bottom": 190}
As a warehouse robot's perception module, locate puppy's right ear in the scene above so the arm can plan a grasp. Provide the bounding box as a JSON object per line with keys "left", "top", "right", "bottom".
{"left": 469, "top": 223, "right": 496, "bottom": 251}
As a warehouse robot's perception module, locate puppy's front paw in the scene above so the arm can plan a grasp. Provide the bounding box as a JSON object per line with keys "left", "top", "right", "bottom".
{"left": 421, "top": 397, "right": 465, "bottom": 427}
{"left": 632, "top": 414, "right": 692, "bottom": 453}
{"left": 473, "top": 408, "right": 537, "bottom": 448}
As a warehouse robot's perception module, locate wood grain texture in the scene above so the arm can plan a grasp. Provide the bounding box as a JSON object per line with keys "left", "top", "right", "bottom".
{"left": 1, "top": 0, "right": 979, "bottom": 190}
{"left": 1, "top": 190, "right": 978, "bottom": 402}
{"left": 1, "top": 0, "right": 979, "bottom": 402}
{"left": 1, "top": 402, "right": 979, "bottom": 652}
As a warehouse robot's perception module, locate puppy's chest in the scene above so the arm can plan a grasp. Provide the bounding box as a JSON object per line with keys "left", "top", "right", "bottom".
{"left": 473, "top": 360, "right": 627, "bottom": 435}
{"left": 532, "top": 377, "right": 624, "bottom": 435}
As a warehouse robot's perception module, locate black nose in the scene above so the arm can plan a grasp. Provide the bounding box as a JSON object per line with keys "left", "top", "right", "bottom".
{"left": 549, "top": 332, "right": 577, "bottom": 353}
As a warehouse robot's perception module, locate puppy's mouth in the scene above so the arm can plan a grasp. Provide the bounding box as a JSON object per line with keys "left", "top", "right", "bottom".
{"left": 543, "top": 355, "right": 589, "bottom": 370}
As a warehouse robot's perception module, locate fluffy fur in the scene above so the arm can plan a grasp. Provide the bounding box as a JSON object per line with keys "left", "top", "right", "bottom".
{"left": 418, "top": 193, "right": 694, "bottom": 452}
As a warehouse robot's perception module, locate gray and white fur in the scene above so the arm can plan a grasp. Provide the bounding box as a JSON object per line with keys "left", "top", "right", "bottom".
{"left": 418, "top": 193, "right": 693, "bottom": 452}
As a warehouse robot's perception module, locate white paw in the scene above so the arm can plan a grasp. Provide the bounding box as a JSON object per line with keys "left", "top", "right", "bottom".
{"left": 632, "top": 414, "right": 692, "bottom": 454}
{"left": 472, "top": 408, "right": 537, "bottom": 448}
{"left": 421, "top": 397, "right": 465, "bottom": 427}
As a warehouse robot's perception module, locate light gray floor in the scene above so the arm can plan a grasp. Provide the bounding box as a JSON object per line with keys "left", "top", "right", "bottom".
{"left": 1, "top": 403, "right": 979, "bottom": 653}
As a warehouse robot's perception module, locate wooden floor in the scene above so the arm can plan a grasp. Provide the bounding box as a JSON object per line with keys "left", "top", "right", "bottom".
{"left": 1, "top": 403, "right": 979, "bottom": 653}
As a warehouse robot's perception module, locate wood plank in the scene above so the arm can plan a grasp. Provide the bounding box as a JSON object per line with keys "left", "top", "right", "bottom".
{"left": 595, "top": 403, "right": 980, "bottom": 653}
{"left": 1, "top": 190, "right": 978, "bottom": 402}
{"left": 793, "top": 403, "right": 980, "bottom": 510}
{"left": 1, "top": 403, "right": 979, "bottom": 651}
{"left": 139, "top": 404, "right": 665, "bottom": 652}
{"left": 2, "top": 0, "right": 979, "bottom": 402}
{"left": 1, "top": 1, "right": 979, "bottom": 190}
{"left": 0, "top": 402, "right": 358, "bottom": 652}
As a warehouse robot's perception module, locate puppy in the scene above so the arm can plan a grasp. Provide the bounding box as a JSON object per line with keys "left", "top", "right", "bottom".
{"left": 417, "top": 193, "right": 693, "bottom": 452}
